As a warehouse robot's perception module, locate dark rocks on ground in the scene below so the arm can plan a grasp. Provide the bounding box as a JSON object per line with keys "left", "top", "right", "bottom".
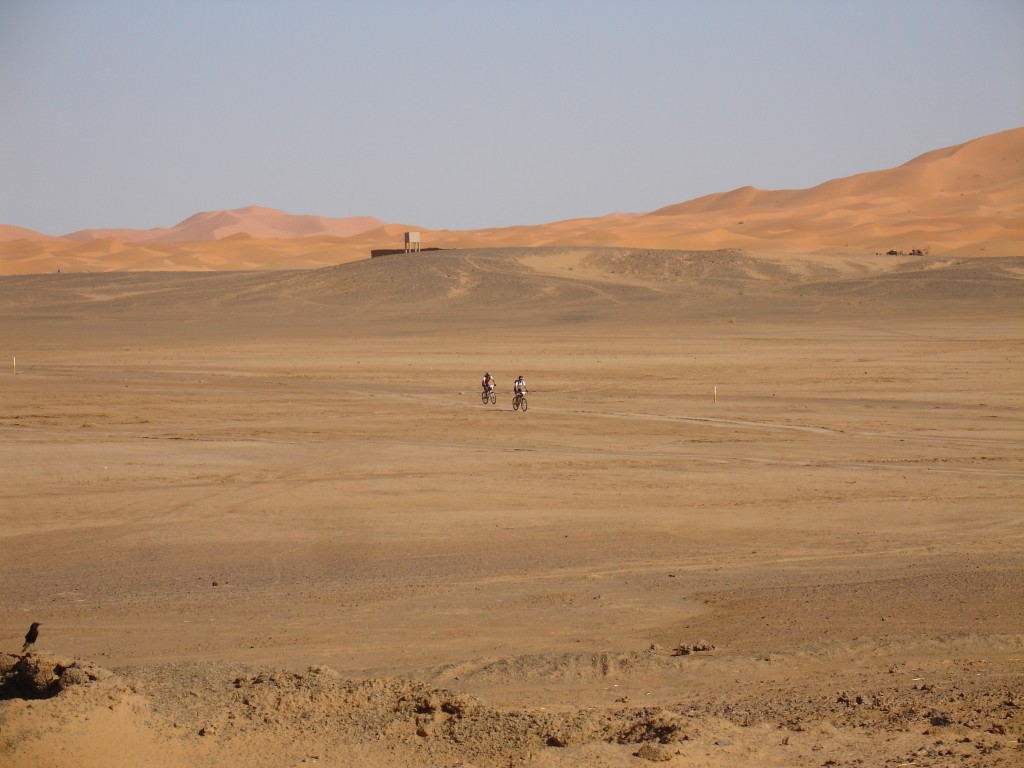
{"left": 929, "top": 710, "right": 952, "bottom": 727}
{"left": 634, "top": 742, "right": 674, "bottom": 761}
{"left": 0, "top": 652, "right": 108, "bottom": 700}
{"left": 672, "top": 640, "right": 715, "bottom": 656}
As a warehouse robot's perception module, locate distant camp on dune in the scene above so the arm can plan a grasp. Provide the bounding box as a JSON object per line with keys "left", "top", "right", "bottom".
{"left": 1, "top": 127, "right": 1021, "bottom": 274}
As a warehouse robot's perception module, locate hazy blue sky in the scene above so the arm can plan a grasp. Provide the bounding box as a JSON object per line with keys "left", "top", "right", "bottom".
{"left": 2, "top": 0, "right": 1022, "bottom": 235}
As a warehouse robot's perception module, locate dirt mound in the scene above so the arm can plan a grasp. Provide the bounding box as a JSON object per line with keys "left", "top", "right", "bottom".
{"left": 579, "top": 248, "right": 800, "bottom": 284}
{"left": 428, "top": 646, "right": 706, "bottom": 687}
{"left": 0, "top": 652, "right": 112, "bottom": 699}
{"left": 1, "top": 249, "right": 1020, "bottom": 343}
{"left": 309, "top": 248, "right": 636, "bottom": 308}
{"left": 116, "top": 662, "right": 696, "bottom": 766}
{"left": 799, "top": 256, "right": 1024, "bottom": 301}
{"left": 6, "top": 654, "right": 1021, "bottom": 767}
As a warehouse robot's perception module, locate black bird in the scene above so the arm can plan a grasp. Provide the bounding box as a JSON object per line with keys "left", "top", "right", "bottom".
{"left": 22, "top": 622, "right": 40, "bottom": 653}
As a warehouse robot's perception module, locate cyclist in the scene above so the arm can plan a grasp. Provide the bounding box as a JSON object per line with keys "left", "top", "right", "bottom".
{"left": 482, "top": 372, "right": 495, "bottom": 394}
{"left": 513, "top": 375, "right": 527, "bottom": 397}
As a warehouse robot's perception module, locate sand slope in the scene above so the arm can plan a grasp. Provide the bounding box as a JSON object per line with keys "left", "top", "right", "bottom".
{"left": 639, "top": 126, "right": 1024, "bottom": 256}
{"left": 0, "top": 225, "right": 58, "bottom": 242}
{"left": 62, "top": 206, "right": 386, "bottom": 243}
{"left": 2, "top": 129, "right": 1021, "bottom": 274}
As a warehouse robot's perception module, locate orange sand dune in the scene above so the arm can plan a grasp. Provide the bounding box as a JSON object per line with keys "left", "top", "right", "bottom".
{"left": 62, "top": 206, "right": 385, "bottom": 243}
{"left": 331, "top": 128, "right": 1024, "bottom": 260}
{"left": 1, "top": 128, "right": 1021, "bottom": 274}
{"left": 0, "top": 225, "right": 57, "bottom": 242}
{"left": 634, "top": 128, "right": 1024, "bottom": 256}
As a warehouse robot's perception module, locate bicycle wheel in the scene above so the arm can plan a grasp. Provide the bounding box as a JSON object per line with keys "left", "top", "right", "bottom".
{"left": 513, "top": 396, "right": 520, "bottom": 411}
{"left": 520, "top": 397, "right": 527, "bottom": 411}
{"left": 481, "top": 390, "right": 488, "bottom": 404}
{"left": 489, "top": 390, "right": 496, "bottom": 404}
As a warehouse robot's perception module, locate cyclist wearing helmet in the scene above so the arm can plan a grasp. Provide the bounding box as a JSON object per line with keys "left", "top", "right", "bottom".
{"left": 482, "top": 372, "right": 495, "bottom": 393}
{"left": 513, "top": 375, "right": 527, "bottom": 396}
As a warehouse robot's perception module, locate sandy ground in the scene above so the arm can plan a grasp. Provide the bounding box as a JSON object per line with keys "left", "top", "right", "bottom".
{"left": 1, "top": 248, "right": 1022, "bottom": 766}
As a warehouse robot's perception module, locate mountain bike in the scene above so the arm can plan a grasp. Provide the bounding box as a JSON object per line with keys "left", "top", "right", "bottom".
{"left": 481, "top": 387, "right": 496, "bottom": 405}
{"left": 512, "top": 392, "right": 527, "bottom": 411}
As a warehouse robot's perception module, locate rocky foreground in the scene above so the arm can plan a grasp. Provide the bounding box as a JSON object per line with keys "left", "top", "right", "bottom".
{"left": 3, "top": 648, "right": 1022, "bottom": 767}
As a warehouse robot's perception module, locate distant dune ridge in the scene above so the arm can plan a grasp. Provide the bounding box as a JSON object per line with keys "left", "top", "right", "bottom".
{"left": 0, "top": 225, "right": 59, "bottom": 242}
{"left": 1, "top": 127, "right": 1021, "bottom": 273}
{"left": 60, "top": 206, "right": 386, "bottom": 243}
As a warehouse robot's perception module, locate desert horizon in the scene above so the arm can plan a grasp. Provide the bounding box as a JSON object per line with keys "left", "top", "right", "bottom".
{"left": 5, "top": 2, "right": 1022, "bottom": 764}
{"left": 2, "top": 127, "right": 1022, "bottom": 276}
{"left": 3, "top": 100, "right": 1024, "bottom": 768}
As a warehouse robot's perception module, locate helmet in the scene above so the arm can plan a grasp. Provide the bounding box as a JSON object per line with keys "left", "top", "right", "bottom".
{"left": 485, "top": 372, "right": 490, "bottom": 376}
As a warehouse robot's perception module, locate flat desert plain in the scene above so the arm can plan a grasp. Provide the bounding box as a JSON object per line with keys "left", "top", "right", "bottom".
{"left": 1, "top": 247, "right": 1022, "bottom": 767}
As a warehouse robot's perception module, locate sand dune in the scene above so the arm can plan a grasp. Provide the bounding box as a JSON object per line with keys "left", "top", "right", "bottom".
{"left": 601, "top": 126, "right": 1024, "bottom": 256}
{"left": 61, "top": 205, "right": 385, "bottom": 243}
{"left": 653, "top": 126, "right": 1024, "bottom": 216}
{"left": 417, "top": 125, "right": 1024, "bottom": 255}
{"left": 2, "top": 129, "right": 1021, "bottom": 274}
{"left": 0, "top": 225, "right": 57, "bottom": 242}
{"left": 4, "top": 130, "right": 1019, "bottom": 276}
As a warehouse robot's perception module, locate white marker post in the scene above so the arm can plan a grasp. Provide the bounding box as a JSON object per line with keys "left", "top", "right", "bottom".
{"left": 713, "top": 385, "right": 717, "bottom": 404}
{"left": 12, "top": 356, "right": 15, "bottom": 375}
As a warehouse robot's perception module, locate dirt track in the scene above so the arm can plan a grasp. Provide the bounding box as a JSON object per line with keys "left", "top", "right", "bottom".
{"left": 1, "top": 248, "right": 1022, "bottom": 766}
